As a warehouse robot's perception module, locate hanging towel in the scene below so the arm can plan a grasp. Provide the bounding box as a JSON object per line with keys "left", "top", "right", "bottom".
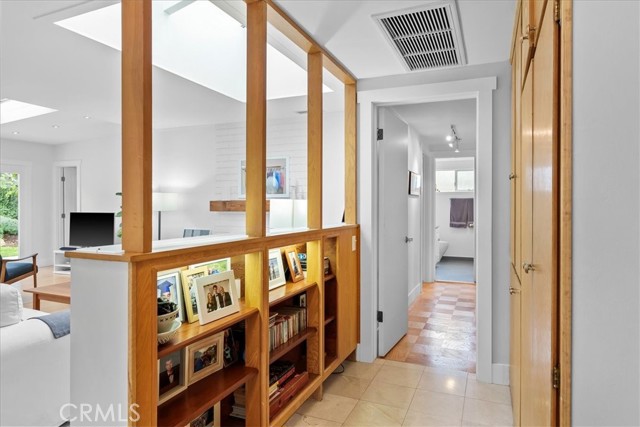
{"left": 450, "top": 198, "right": 474, "bottom": 228}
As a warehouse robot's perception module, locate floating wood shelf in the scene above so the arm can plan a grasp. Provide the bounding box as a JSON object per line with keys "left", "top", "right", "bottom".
{"left": 269, "top": 327, "right": 317, "bottom": 364}
{"left": 210, "top": 200, "right": 270, "bottom": 212}
{"left": 157, "top": 364, "right": 257, "bottom": 427}
{"left": 158, "top": 301, "right": 259, "bottom": 358}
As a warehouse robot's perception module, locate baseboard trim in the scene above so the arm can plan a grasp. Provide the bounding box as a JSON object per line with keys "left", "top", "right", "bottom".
{"left": 492, "top": 363, "right": 510, "bottom": 385}
{"left": 408, "top": 283, "right": 422, "bottom": 306}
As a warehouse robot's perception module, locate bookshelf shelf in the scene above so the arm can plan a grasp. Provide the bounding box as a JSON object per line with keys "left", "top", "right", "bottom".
{"left": 268, "top": 278, "right": 317, "bottom": 307}
{"left": 158, "top": 301, "right": 259, "bottom": 358}
{"left": 269, "top": 327, "right": 317, "bottom": 364}
{"left": 269, "top": 373, "right": 322, "bottom": 426}
{"left": 157, "top": 364, "right": 257, "bottom": 427}
{"left": 324, "top": 273, "right": 336, "bottom": 282}
{"left": 324, "top": 315, "right": 336, "bottom": 326}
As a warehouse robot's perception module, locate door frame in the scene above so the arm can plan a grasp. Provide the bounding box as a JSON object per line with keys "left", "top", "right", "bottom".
{"left": 53, "top": 160, "right": 82, "bottom": 248}
{"left": 357, "top": 77, "right": 497, "bottom": 383}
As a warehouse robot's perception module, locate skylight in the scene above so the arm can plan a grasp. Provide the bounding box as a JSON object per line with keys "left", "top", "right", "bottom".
{"left": 55, "top": 1, "right": 330, "bottom": 102}
{"left": 0, "top": 99, "right": 57, "bottom": 125}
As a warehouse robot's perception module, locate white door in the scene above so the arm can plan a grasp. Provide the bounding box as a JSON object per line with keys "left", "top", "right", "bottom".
{"left": 377, "top": 107, "right": 409, "bottom": 356}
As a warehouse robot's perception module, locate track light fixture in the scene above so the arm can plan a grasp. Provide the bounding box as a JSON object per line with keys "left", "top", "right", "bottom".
{"left": 446, "top": 124, "right": 461, "bottom": 153}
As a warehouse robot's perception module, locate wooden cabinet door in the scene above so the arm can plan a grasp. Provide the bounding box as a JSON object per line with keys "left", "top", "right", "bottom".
{"left": 510, "top": 266, "right": 522, "bottom": 426}
{"left": 511, "top": 15, "right": 523, "bottom": 278}
{"left": 528, "top": 2, "right": 559, "bottom": 425}
{"left": 337, "top": 229, "right": 359, "bottom": 360}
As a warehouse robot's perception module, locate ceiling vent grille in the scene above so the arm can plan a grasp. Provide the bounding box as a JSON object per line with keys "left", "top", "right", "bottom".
{"left": 374, "top": 2, "right": 467, "bottom": 72}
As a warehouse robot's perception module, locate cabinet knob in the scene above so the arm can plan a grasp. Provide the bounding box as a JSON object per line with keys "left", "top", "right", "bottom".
{"left": 522, "top": 262, "right": 535, "bottom": 274}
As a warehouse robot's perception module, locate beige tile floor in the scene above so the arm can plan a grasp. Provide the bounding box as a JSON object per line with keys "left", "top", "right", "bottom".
{"left": 285, "top": 359, "right": 513, "bottom": 427}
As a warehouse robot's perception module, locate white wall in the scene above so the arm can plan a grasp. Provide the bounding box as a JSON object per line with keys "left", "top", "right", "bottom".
{"left": 436, "top": 192, "right": 475, "bottom": 258}
{"left": 407, "top": 126, "right": 423, "bottom": 302}
{"left": 572, "top": 2, "right": 640, "bottom": 424}
{"left": 0, "top": 139, "right": 55, "bottom": 265}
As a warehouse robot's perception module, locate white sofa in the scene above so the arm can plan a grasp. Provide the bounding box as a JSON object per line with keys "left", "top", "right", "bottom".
{"left": 0, "top": 307, "right": 70, "bottom": 426}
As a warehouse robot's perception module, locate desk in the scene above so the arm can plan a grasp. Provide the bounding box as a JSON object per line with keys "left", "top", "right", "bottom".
{"left": 24, "top": 282, "right": 71, "bottom": 310}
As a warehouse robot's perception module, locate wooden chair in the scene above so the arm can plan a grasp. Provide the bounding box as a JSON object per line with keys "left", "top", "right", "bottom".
{"left": 0, "top": 253, "right": 38, "bottom": 286}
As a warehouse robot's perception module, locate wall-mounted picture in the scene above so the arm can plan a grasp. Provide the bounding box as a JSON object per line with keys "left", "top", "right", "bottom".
{"left": 268, "top": 248, "right": 287, "bottom": 290}
{"left": 409, "top": 171, "right": 422, "bottom": 196}
{"left": 240, "top": 157, "right": 289, "bottom": 198}
{"left": 158, "top": 349, "right": 186, "bottom": 405}
{"left": 189, "top": 258, "right": 231, "bottom": 275}
{"left": 188, "top": 402, "right": 220, "bottom": 427}
{"left": 284, "top": 246, "right": 304, "bottom": 283}
{"left": 157, "top": 271, "right": 185, "bottom": 322}
{"left": 180, "top": 266, "right": 208, "bottom": 323}
{"left": 186, "top": 332, "right": 224, "bottom": 385}
{"left": 194, "top": 270, "right": 240, "bottom": 325}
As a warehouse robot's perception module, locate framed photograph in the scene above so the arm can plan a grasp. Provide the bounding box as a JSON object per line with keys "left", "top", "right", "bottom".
{"left": 189, "top": 258, "right": 231, "bottom": 275}
{"left": 268, "top": 248, "right": 286, "bottom": 290}
{"left": 240, "top": 157, "right": 289, "bottom": 198}
{"left": 186, "top": 332, "right": 224, "bottom": 385}
{"left": 158, "top": 349, "right": 186, "bottom": 405}
{"left": 409, "top": 171, "right": 422, "bottom": 196}
{"left": 222, "top": 328, "right": 239, "bottom": 367}
{"left": 194, "top": 270, "right": 240, "bottom": 325}
{"left": 181, "top": 266, "right": 209, "bottom": 324}
{"left": 188, "top": 402, "right": 220, "bottom": 427}
{"left": 157, "top": 271, "right": 185, "bottom": 322}
{"left": 284, "top": 246, "right": 304, "bottom": 282}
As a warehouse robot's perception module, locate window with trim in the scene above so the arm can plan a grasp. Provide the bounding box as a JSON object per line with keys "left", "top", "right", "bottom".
{"left": 436, "top": 170, "right": 474, "bottom": 192}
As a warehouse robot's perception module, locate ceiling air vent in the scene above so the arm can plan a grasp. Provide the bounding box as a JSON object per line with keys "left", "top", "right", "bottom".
{"left": 374, "top": 2, "right": 467, "bottom": 72}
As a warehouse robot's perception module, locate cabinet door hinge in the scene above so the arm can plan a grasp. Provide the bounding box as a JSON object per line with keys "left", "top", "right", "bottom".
{"left": 552, "top": 365, "right": 560, "bottom": 389}
{"left": 377, "top": 129, "right": 384, "bottom": 141}
{"left": 377, "top": 311, "right": 384, "bottom": 323}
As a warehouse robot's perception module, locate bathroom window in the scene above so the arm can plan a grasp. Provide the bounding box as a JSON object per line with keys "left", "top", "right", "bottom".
{"left": 436, "top": 170, "right": 474, "bottom": 192}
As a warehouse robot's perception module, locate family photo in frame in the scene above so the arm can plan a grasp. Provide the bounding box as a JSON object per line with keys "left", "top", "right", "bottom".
{"left": 268, "top": 248, "right": 286, "bottom": 290}
{"left": 194, "top": 270, "right": 239, "bottom": 325}
{"left": 186, "top": 332, "right": 224, "bottom": 385}
{"left": 181, "top": 266, "right": 208, "bottom": 324}
{"left": 285, "top": 246, "right": 304, "bottom": 282}
{"left": 158, "top": 349, "right": 186, "bottom": 405}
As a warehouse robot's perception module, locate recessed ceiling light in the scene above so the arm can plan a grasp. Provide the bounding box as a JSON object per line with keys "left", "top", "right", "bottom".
{"left": 12, "top": 131, "right": 20, "bottom": 135}
{"left": 0, "top": 99, "right": 57, "bottom": 125}
{"left": 84, "top": 116, "right": 91, "bottom": 119}
{"left": 52, "top": 125, "right": 60, "bottom": 129}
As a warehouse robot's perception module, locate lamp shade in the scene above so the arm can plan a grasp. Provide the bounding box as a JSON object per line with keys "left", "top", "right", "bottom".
{"left": 153, "top": 192, "right": 179, "bottom": 212}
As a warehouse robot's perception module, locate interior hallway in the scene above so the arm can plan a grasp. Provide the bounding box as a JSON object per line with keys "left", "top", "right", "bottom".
{"left": 384, "top": 282, "right": 476, "bottom": 373}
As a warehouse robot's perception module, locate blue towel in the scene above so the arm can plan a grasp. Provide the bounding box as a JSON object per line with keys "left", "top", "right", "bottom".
{"left": 31, "top": 310, "right": 70, "bottom": 339}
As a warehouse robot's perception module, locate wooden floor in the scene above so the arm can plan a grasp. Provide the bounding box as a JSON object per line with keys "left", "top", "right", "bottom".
{"left": 383, "top": 282, "right": 477, "bottom": 373}
{"left": 15, "top": 266, "right": 70, "bottom": 313}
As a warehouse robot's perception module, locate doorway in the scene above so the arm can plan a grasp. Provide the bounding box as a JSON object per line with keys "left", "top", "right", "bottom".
{"left": 54, "top": 162, "right": 81, "bottom": 249}
{"left": 434, "top": 157, "right": 476, "bottom": 283}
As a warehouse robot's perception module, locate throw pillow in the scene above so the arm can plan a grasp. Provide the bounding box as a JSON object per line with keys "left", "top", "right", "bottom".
{"left": 0, "top": 283, "right": 24, "bottom": 327}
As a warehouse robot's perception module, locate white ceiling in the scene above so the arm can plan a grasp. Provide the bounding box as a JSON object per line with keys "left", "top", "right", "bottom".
{"left": 392, "top": 99, "right": 476, "bottom": 156}
{"left": 0, "top": 0, "right": 513, "bottom": 146}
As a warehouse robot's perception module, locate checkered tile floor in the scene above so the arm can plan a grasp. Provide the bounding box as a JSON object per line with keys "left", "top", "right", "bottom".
{"left": 383, "top": 282, "right": 477, "bottom": 373}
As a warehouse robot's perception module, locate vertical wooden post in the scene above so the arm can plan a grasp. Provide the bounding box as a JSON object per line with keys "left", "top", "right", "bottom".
{"left": 246, "top": 0, "right": 267, "bottom": 238}
{"left": 344, "top": 83, "right": 357, "bottom": 224}
{"left": 307, "top": 51, "right": 323, "bottom": 229}
{"left": 122, "top": 0, "right": 152, "bottom": 253}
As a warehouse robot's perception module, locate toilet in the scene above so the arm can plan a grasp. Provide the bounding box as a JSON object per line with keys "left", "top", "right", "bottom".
{"left": 435, "top": 227, "right": 449, "bottom": 264}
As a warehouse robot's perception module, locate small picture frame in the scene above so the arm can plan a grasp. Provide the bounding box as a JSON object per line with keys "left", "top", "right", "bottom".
{"left": 409, "top": 171, "right": 422, "bottom": 196}
{"left": 189, "top": 258, "right": 231, "bottom": 275}
{"left": 157, "top": 271, "right": 185, "bottom": 322}
{"left": 188, "top": 402, "right": 221, "bottom": 427}
{"left": 222, "top": 328, "right": 239, "bottom": 367}
{"left": 194, "top": 270, "right": 240, "bottom": 325}
{"left": 181, "top": 266, "right": 209, "bottom": 324}
{"left": 158, "top": 349, "right": 186, "bottom": 405}
{"left": 268, "top": 248, "right": 286, "bottom": 290}
{"left": 284, "top": 246, "right": 304, "bottom": 283}
{"left": 186, "top": 332, "right": 224, "bottom": 385}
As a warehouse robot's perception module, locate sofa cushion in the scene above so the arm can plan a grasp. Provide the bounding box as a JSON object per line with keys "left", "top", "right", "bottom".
{"left": 0, "top": 284, "right": 23, "bottom": 327}
{"left": 4, "top": 262, "right": 34, "bottom": 281}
